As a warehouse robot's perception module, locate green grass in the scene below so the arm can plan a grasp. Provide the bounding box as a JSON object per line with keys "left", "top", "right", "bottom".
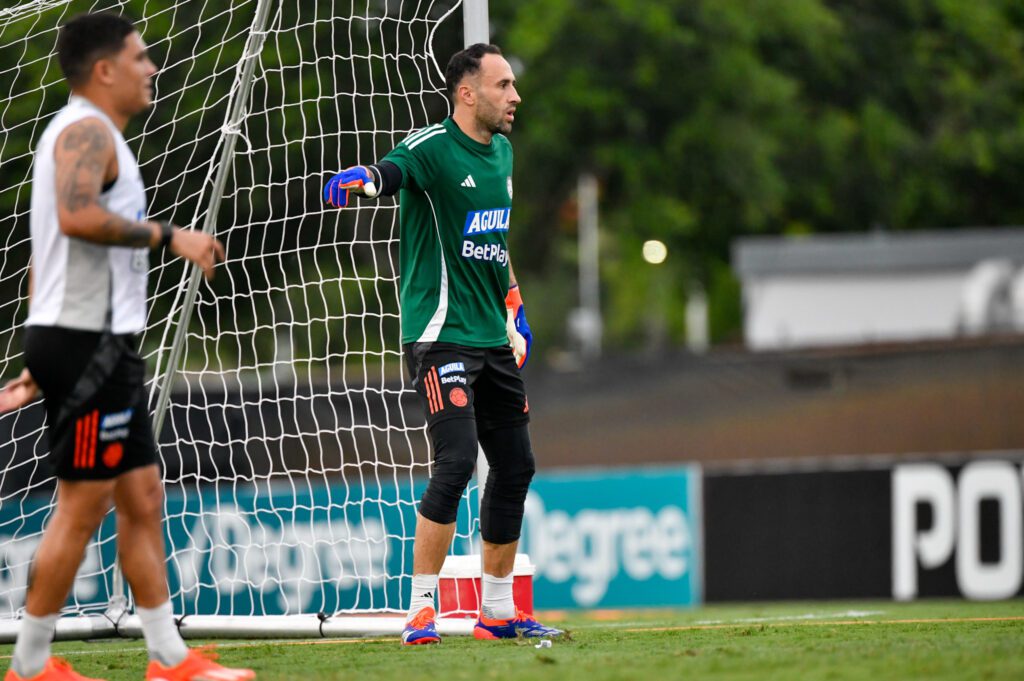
{"left": 4, "top": 600, "right": 1023, "bottom": 680}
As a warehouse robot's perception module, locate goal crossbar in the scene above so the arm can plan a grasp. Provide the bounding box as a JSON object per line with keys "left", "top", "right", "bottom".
{"left": 0, "top": 616, "right": 475, "bottom": 643}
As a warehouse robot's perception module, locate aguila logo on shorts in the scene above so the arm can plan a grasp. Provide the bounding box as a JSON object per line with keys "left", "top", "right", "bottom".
{"left": 463, "top": 208, "right": 510, "bottom": 235}
{"left": 438, "top": 362, "right": 465, "bottom": 377}
{"left": 99, "top": 408, "right": 132, "bottom": 442}
{"left": 449, "top": 387, "right": 469, "bottom": 407}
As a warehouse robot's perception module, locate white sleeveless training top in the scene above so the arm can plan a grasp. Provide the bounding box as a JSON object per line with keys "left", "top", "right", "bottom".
{"left": 26, "top": 96, "right": 149, "bottom": 334}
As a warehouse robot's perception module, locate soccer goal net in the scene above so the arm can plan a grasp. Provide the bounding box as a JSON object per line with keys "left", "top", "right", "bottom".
{"left": 0, "top": 0, "right": 484, "bottom": 639}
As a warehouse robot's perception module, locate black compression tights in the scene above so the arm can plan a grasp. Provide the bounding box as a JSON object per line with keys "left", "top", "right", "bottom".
{"left": 418, "top": 420, "right": 536, "bottom": 544}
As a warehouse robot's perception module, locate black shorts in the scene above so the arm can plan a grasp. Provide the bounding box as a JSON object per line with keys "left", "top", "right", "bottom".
{"left": 25, "top": 326, "right": 159, "bottom": 481}
{"left": 403, "top": 342, "right": 530, "bottom": 432}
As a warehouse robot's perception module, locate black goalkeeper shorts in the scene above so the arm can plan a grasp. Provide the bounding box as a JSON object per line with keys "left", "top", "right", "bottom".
{"left": 25, "top": 326, "right": 159, "bottom": 481}
{"left": 403, "top": 342, "right": 530, "bottom": 431}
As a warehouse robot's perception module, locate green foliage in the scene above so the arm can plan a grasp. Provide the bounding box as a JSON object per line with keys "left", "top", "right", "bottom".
{"left": 5, "top": 1, "right": 1024, "bottom": 362}
{"left": 494, "top": 0, "right": 1024, "bottom": 351}
{"left": 707, "top": 261, "right": 743, "bottom": 345}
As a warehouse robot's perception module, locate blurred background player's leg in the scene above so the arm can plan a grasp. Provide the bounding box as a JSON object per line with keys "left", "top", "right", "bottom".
{"left": 113, "top": 465, "right": 189, "bottom": 668}
{"left": 10, "top": 480, "right": 114, "bottom": 679}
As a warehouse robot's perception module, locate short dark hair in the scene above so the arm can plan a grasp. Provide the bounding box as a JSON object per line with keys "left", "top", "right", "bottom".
{"left": 57, "top": 12, "right": 136, "bottom": 88}
{"left": 445, "top": 43, "right": 502, "bottom": 101}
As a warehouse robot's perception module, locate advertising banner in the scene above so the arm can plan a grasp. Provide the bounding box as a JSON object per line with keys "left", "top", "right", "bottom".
{"left": 160, "top": 480, "right": 427, "bottom": 615}
{"left": 0, "top": 481, "right": 439, "bottom": 617}
{"left": 893, "top": 460, "right": 1023, "bottom": 601}
{"left": 519, "top": 466, "right": 702, "bottom": 609}
{"left": 0, "top": 464, "right": 702, "bottom": 615}
{"left": 704, "top": 456, "right": 1024, "bottom": 602}
{"left": 704, "top": 468, "right": 891, "bottom": 601}
{"left": 0, "top": 500, "right": 115, "bottom": 617}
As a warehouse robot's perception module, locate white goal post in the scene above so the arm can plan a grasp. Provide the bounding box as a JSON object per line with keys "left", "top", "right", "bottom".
{"left": 0, "top": 0, "right": 492, "bottom": 641}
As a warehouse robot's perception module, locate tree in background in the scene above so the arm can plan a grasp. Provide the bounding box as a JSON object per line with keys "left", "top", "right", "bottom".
{"left": 490, "top": 0, "right": 1024, "bottom": 352}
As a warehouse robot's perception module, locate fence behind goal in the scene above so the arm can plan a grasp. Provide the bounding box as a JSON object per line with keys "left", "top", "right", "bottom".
{"left": 0, "top": 0, "right": 479, "bottom": 635}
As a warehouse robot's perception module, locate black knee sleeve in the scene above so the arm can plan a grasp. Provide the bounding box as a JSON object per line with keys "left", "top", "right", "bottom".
{"left": 478, "top": 424, "right": 536, "bottom": 544}
{"left": 419, "top": 418, "right": 478, "bottom": 525}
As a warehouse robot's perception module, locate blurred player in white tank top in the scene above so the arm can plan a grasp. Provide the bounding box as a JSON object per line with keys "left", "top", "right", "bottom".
{"left": 0, "top": 12, "right": 252, "bottom": 681}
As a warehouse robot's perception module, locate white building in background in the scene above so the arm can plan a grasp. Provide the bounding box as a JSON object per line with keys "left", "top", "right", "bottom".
{"left": 732, "top": 228, "right": 1024, "bottom": 351}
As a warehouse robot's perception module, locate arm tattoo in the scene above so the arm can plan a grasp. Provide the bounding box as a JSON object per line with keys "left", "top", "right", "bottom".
{"left": 98, "top": 215, "right": 154, "bottom": 247}
{"left": 55, "top": 118, "right": 154, "bottom": 247}
{"left": 58, "top": 119, "right": 110, "bottom": 212}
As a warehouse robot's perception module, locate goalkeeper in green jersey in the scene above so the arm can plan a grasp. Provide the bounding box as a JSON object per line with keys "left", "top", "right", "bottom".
{"left": 323, "top": 43, "right": 561, "bottom": 644}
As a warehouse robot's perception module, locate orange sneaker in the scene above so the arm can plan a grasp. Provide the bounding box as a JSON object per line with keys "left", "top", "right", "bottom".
{"left": 143, "top": 647, "right": 255, "bottom": 681}
{"left": 3, "top": 657, "right": 107, "bottom": 681}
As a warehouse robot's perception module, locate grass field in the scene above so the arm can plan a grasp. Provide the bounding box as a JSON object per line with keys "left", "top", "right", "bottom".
{"left": 3, "top": 600, "right": 1022, "bottom": 680}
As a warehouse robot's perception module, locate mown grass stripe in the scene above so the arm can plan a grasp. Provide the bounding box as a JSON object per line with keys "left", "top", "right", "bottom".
{"left": 624, "top": 616, "right": 1024, "bottom": 632}
{"left": 0, "top": 637, "right": 397, "bottom": 660}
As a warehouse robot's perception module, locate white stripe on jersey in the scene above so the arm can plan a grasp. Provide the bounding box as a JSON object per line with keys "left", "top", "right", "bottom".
{"left": 407, "top": 128, "right": 447, "bottom": 150}
{"left": 414, "top": 190, "right": 449, "bottom": 343}
{"left": 402, "top": 124, "right": 443, "bottom": 146}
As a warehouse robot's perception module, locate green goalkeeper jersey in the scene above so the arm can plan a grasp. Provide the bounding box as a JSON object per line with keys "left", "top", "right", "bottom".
{"left": 383, "top": 117, "right": 514, "bottom": 347}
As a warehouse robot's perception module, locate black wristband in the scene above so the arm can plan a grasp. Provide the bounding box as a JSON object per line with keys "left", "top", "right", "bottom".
{"left": 157, "top": 220, "right": 174, "bottom": 251}
{"left": 370, "top": 161, "right": 403, "bottom": 197}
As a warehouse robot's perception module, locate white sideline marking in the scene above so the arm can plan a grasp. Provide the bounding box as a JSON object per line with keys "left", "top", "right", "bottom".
{"left": 625, "top": 615, "right": 1024, "bottom": 633}
{"left": 580, "top": 622, "right": 666, "bottom": 629}
{"left": 576, "top": 610, "right": 884, "bottom": 630}
{"left": 692, "top": 610, "right": 885, "bottom": 625}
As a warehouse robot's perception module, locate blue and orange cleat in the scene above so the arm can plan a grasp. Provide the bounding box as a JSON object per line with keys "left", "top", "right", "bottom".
{"left": 473, "top": 611, "right": 563, "bottom": 640}
{"left": 402, "top": 606, "right": 441, "bottom": 645}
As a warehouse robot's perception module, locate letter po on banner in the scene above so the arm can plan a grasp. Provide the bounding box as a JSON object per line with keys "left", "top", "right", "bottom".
{"left": 892, "top": 460, "right": 1024, "bottom": 601}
